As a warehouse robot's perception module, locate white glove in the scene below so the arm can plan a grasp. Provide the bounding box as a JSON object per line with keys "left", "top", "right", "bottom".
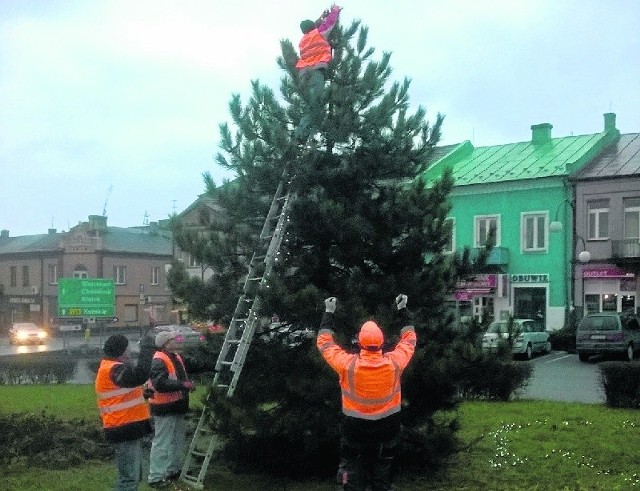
{"left": 325, "top": 297, "right": 337, "bottom": 313}
{"left": 395, "top": 294, "right": 407, "bottom": 310}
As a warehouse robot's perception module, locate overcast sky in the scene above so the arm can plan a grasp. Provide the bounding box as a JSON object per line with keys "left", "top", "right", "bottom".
{"left": 1, "top": 0, "right": 639, "bottom": 237}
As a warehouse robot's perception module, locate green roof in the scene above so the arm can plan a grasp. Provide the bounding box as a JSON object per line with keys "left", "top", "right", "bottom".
{"left": 422, "top": 128, "right": 620, "bottom": 186}
{"left": 0, "top": 227, "right": 172, "bottom": 256}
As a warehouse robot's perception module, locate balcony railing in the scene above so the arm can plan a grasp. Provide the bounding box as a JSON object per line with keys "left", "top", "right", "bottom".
{"left": 612, "top": 239, "right": 640, "bottom": 259}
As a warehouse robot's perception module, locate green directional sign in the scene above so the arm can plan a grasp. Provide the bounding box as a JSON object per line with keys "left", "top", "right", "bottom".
{"left": 57, "top": 278, "right": 115, "bottom": 317}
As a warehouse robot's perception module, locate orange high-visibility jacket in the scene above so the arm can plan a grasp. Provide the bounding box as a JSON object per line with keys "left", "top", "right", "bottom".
{"left": 296, "top": 29, "right": 332, "bottom": 71}
{"left": 317, "top": 326, "right": 416, "bottom": 420}
{"left": 147, "top": 351, "right": 186, "bottom": 406}
{"left": 95, "top": 359, "right": 150, "bottom": 430}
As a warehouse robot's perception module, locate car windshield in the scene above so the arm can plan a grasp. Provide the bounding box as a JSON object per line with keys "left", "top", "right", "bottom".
{"left": 579, "top": 316, "right": 619, "bottom": 331}
{"left": 487, "top": 322, "right": 509, "bottom": 334}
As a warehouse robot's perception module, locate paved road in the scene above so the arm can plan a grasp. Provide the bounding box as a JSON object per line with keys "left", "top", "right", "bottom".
{"left": 0, "top": 329, "right": 144, "bottom": 357}
{"left": 519, "top": 351, "right": 605, "bottom": 404}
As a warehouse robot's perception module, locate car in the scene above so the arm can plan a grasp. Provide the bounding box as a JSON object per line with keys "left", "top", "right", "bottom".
{"left": 9, "top": 322, "right": 48, "bottom": 345}
{"left": 576, "top": 312, "right": 640, "bottom": 362}
{"left": 481, "top": 318, "right": 551, "bottom": 360}
{"left": 141, "top": 324, "right": 206, "bottom": 351}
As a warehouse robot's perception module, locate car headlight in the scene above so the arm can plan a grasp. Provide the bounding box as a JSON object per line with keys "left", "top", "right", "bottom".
{"left": 38, "top": 331, "right": 47, "bottom": 339}
{"left": 17, "top": 331, "right": 28, "bottom": 340}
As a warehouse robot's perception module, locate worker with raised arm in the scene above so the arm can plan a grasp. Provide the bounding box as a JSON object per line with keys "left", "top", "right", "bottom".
{"left": 294, "top": 4, "right": 342, "bottom": 141}
{"left": 317, "top": 294, "right": 417, "bottom": 491}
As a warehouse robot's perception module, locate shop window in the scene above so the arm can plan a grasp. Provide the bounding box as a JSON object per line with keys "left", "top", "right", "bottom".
{"left": 622, "top": 295, "right": 636, "bottom": 313}
{"left": 602, "top": 294, "right": 618, "bottom": 311}
{"left": 585, "top": 294, "right": 600, "bottom": 314}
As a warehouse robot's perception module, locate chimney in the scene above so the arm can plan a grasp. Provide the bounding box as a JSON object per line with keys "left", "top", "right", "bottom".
{"left": 604, "top": 112, "right": 616, "bottom": 132}
{"left": 0, "top": 230, "right": 8, "bottom": 238}
{"left": 88, "top": 215, "right": 108, "bottom": 232}
{"left": 531, "top": 123, "right": 553, "bottom": 144}
{"left": 149, "top": 221, "right": 158, "bottom": 235}
{"left": 48, "top": 228, "right": 57, "bottom": 235}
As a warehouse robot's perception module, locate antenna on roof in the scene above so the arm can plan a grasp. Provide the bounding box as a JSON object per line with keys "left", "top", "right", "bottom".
{"left": 102, "top": 185, "right": 113, "bottom": 216}
{"left": 143, "top": 211, "right": 149, "bottom": 226}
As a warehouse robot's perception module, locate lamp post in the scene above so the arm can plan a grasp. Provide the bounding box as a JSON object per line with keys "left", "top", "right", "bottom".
{"left": 549, "top": 205, "right": 591, "bottom": 320}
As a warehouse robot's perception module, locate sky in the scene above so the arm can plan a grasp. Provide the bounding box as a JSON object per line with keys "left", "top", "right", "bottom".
{"left": 1, "top": 0, "right": 639, "bottom": 237}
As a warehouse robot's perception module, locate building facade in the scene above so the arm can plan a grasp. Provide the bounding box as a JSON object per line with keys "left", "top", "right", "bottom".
{"left": 422, "top": 113, "right": 620, "bottom": 330}
{"left": 572, "top": 132, "right": 640, "bottom": 317}
{"left": 0, "top": 215, "right": 174, "bottom": 331}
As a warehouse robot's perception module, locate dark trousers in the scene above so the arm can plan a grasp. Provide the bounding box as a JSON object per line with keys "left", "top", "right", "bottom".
{"left": 339, "top": 438, "right": 397, "bottom": 491}
{"left": 295, "top": 68, "right": 327, "bottom": 141}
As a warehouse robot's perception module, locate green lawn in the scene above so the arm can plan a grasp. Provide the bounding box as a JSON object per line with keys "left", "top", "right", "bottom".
{"left": 2, "top": 386, "right": 640, "bottom": 490}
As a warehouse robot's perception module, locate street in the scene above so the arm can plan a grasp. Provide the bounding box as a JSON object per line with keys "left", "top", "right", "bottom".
{"left": 519, "top": 351, "right": 605, "bottom": 404}
{"left": 0, "top": 329, "right": 143, "bottom": 357}
{"left": 0, "top": 336, "right": 608, "bottom": 404}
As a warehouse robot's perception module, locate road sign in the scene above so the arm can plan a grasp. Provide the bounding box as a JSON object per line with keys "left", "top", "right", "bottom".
{"left": 57, "top": 278, "right": 115, "bottom": 317}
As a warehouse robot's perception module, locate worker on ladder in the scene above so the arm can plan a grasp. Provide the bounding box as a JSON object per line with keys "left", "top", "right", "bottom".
{"left": 317, "top": 295, "right": 416, "bottom": 491}
{"left": 295, "top": 4, "right": 342, "bottom": 141}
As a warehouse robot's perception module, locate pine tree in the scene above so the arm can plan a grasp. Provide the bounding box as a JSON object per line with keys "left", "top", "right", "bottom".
{"left": 171, "top": 18, "right": 490, "bottom": 478}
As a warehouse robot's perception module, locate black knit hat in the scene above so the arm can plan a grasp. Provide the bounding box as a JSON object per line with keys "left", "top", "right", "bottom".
{"left": 104, "top": 334, "right": 129, "bottom": 358}
{"left": 300, "top": 19, "right": 315, "bottom": 34}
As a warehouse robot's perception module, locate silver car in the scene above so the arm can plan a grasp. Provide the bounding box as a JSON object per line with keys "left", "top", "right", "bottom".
{"left": 576, "top": 312, "right": 640, "bottom": 362}
{"left": 482, "top": 318, "right": 551, "bottom": 360}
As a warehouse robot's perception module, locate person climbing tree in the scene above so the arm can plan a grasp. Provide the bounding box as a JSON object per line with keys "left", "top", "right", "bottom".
{"left": 295, "top": 4, "right": 342, "bottom": 140}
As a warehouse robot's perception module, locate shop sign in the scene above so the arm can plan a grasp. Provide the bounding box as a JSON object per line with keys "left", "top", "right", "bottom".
{"left": 454, "top": 288, "right": 491, "bottom": 301}
{"left": 457, "top": 274, "right": 497, "bottom": 289}
{"left": 510, "top": 274, "right": 549, "bottom": 283}
{"left": 583, "top": 266, "right": 635, "bottom": 279}
{"left": 9, "top": 297, "right": 34, "bottom": 304}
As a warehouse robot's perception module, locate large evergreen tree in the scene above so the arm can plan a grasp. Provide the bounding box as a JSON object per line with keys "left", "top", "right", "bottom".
{"left": 171, "top": 17, "right": 490, "bottom": 478}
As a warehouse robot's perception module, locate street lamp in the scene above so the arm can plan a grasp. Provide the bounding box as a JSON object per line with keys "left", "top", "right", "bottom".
{"left": 549, "top": 215, "right": 591, "bottom": 263}
{"left": 549, "top": 199, "right": 591, "bottom": 324}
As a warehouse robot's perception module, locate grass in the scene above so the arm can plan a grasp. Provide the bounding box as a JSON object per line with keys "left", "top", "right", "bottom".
{"left": 3, "top": 386, "right": 640, "bottom": 490}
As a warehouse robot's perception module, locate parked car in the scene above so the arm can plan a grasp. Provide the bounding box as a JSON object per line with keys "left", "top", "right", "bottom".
{"left": 481, "top": 318, "right": 551, "bottom": 360}
{"left": 141, "top": 324, "right": 206, "bottom": 351}
{"left": 9, "top": 322, "right": 48, "bottom": 345}
{"left": 576, "top": 312, "right": 640, "bottom": 362}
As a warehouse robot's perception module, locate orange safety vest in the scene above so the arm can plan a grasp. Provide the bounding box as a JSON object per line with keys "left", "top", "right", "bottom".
{"left": 296, "top": 29, "right": 332, "bottom": 70}
{"left": 317, "top": 327, "right": 416, "bottom": 420}
{"left": 147, "top": 351, "right": 186, "bottom": 406}
{"left": 95, "top": 359, "right": 150, "bottom": 429}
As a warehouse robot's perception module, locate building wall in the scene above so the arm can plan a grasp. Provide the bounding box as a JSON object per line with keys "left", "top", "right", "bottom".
{"left": 449, "top": 179, "right": 569, "bottom": 329}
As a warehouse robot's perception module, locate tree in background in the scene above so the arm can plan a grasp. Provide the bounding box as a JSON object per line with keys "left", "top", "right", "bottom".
{"left": 170, "top": 16, "right": 492, "bottom": 478}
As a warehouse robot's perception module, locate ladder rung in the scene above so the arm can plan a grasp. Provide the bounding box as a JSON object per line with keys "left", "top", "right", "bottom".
{"left": 190, "top": 450, "right": 207, "bottom": 458}
{"left": 220, "top": 360, "right": 233, "bottom": 366}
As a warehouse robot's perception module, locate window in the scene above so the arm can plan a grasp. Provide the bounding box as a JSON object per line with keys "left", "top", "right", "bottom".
{"left": 10, "top": 266, "right": 17, "bottom": 287}
{"left": 587, "top": 199, "right": 609, "bottom": 240}
{"left": 522, "top": 212, "right": 547, "bottom": 252}
{"left": 73, "top": 266, "right": 88, "bottom": 278}
{"left": 48, "top": 264, "right": 58, "bottom": 284}
{"left": 624, "top": 198, "right": 640, "bottom": 239}
{"left": 123, "top": 304, "right": 138, "bottom": 322}
{"left": 22, "top": 265, "right": 29, "bottom": 287}
{"left": 443, "top": 217, "right": 455, "bottom": 254}
{"left": 151, "top": 267, "right": 159, "bottom": 285}
{"left": 188, "top": 254, "right": 200, "bottom": 268}
{"left": 113, "top": 265, "right": 126, "bottom": 285}
{"left": 474, "top": 215, "right": 500, "bottom": 247}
